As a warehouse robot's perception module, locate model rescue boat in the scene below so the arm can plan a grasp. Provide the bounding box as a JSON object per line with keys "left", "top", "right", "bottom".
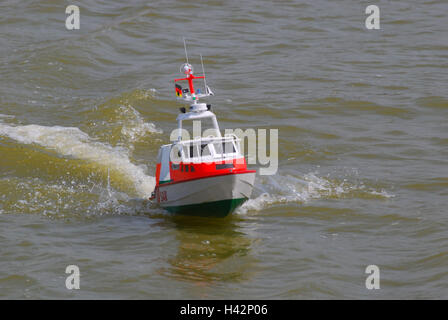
{"left": 150, "top": 45, "right": 256, "bottom": 217}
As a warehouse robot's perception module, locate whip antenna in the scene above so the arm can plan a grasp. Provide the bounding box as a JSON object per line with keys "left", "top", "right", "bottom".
{"left": 200, "top": 54, "right": 207, "bottom": 94}
{"left": 183, "top": 37, "right": 189, "bottom": 64}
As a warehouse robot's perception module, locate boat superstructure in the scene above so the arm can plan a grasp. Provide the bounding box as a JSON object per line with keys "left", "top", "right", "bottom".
{"left": 150, "top": 45, "right": 256, "bottom": 217}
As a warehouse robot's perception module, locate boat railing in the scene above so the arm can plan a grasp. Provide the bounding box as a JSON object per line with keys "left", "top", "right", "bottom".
{"left": 173, "top": 134, "right": 242, "bottom": 162}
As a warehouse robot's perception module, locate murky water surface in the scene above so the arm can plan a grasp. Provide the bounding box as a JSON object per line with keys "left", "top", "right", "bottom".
{"left": 0, "top": 1, "right": 447, "bottom": 299}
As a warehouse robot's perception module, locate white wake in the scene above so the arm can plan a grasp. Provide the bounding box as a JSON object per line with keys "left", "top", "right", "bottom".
{"left": 0, "top": 123, "right": 155, "bottom": 198}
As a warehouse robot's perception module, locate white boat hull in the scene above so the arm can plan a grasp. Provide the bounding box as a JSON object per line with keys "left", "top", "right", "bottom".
{"left": 158, "top": 171, "right": 255, "bottom": 216}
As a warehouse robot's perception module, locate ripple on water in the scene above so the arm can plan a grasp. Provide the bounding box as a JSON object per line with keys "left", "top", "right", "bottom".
{"left": 416, "top": 96, "right": 448, "bottom": 110}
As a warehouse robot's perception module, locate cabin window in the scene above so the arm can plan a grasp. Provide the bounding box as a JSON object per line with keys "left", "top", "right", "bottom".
{"left": 213, "top": 142, "right": 223, "bottom": 154}
{"left": 185, "top": 165, "right": 189, "bottom": 172}
{"left": 213, "top": 141, "right": 236, "bottom": 156}
{"left": 223, "top": 141, "right": 236, "bottom": 154}
{"left": 182, "top": 145, "right": 189, "bottom": 159}
{"left": 200, "top": 144, "right": 211, "bottom": 157}
{"left": 188, "top": 144, "right": 200, "bottom": 158}
{"left": 190, "top": 165, "right": 195, "bottom": 172}
{"left": 171, "top": 163, "right": 179, "bottom": 170}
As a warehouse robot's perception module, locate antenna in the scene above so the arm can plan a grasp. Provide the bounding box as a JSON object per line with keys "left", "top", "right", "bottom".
{"left": 200, "top": 54, "right": 207, "bottom": 94}
{"left": 183, "top": 37, "right": 189, "bottom": 64}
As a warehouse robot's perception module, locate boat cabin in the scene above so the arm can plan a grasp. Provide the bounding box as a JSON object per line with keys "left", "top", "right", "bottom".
{"left": 155, "top": 106, "right": 248, "bottom": 186}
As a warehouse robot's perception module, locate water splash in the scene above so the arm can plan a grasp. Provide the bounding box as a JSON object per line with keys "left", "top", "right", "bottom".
{"left": 0, "top": 123, "right": 155, "bottom": 198}
{"left": 0, "top": 174, "right": 158, "bottom": 217}
{"left": 118, "top": 103, "right": 162, "bottom": 145}
{"left": 237, "top": 172, "right": 394, "bottom": 214}
{"left": 85, "top": 89, "right": 162, "bottom": 148}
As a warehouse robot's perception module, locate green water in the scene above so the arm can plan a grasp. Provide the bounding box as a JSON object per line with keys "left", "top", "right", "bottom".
{"left": 0, "top": 0, "right": 447, "bottom": 299}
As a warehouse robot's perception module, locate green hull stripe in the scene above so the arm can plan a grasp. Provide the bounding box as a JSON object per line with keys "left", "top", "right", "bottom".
{"left": 164, "top": 198, "right": 247, "bottom": 217}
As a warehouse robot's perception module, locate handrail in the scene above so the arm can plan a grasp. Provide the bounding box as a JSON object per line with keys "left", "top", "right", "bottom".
{"left": 175, "top": 135, "right": 240, "bottom": 146}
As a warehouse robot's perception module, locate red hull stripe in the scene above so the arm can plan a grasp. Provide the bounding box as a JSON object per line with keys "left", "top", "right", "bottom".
{"left": 168, "top": 158, "right": 248, "bottom": 185}
{"left": 157, "top": 170, "right": 256, "bottom": 187}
